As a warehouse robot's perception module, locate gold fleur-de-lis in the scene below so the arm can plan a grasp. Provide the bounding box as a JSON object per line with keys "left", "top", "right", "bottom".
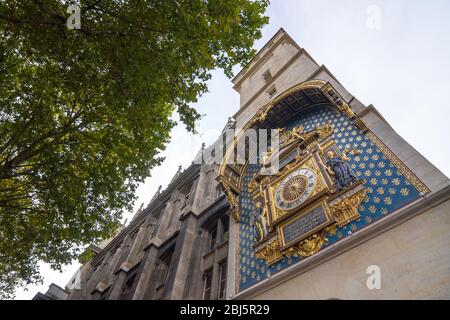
{"left": 400, "top": 188, "right": 410, "bottom": 196}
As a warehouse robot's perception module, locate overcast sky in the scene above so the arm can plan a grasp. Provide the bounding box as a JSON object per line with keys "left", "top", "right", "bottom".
{"left": 15, "top": 0, "right": 450, "bottom": 299}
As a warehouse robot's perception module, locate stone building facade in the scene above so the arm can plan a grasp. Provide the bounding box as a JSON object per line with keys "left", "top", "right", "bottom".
{"left": 60, "top": 160, "right": 231, "bottom": 300}
{"left": 35, "top": 28, "right": 450, "bottom": 300}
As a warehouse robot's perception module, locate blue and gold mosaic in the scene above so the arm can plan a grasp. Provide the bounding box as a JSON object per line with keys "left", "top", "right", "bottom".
{"left": 239, "top": 104, "right": 422, "bottom": 291}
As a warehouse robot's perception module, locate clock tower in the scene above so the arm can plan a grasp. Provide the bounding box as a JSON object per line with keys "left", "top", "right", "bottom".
{"left": 217, "top": 28, "right": 450, "bottom": 299}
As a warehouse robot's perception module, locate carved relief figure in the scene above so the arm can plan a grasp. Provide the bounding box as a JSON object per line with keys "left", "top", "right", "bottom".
{"left": 326, "top": 150, "right": 357, "bottom": 191}
{"left": 252, "top": 202, "right": 269, "bottom": 241}
{"left": 291, "top": 126, "right": 305, "bottom": 140}
{"left": 279, "top": 126, "right": 305, "bottom": 146}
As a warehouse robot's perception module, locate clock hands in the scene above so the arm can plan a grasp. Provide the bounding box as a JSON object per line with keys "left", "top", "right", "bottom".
{"left": 276, "top": 169, "right": 316, "bottom": 210}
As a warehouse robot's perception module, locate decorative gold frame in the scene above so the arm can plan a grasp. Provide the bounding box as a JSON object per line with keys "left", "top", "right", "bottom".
{"left": 266, "top": 155, "right": 329, "bottom": 224}
{"left": 222, "top": 79, "right": 430, "bottom": 293}
{"left": 277, "top": 200, "right": 333, "bottom": 250}
{"left": 217, "top": 80, "right": 430, "bottom": 223}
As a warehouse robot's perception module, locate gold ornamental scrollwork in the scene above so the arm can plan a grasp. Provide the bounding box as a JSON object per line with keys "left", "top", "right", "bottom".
{"left": 251, "top": 103, "right": 272, "bottom": 125}
{"left": 254, "top": 239, "right": 283, "bottom": 265}
{"left": 281, "top": 225, "right": 337, "bottom": 259}
{"left": 322, "top": 83, "right": 356, "bottom": 119}
{"left": 284, "top": 232, "right": 326, "bottom": 258}
{"left": 223, "top": 183, "right": 241, "bottom": 222}
{"left": 330, "top": 186, "right": 366, "bottom": 227}
{"left": 279, "top": 126, "right": 306, "bottom": 147}
{"left": 256, "top": 224, "right": 339, "bottom": 264}
{"left": 317, "top": 121, "right": 334, "bottom": 138}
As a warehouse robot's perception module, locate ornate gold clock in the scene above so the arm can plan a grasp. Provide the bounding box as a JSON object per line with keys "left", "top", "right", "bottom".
{"left": 248, "top": 124, "right": 367, "bottom": 265}
{"left": 267, "top": 155, "right": 328, "bottom": 224}
{"left": 274, "top": 168, "right": 316, "bottom": 211}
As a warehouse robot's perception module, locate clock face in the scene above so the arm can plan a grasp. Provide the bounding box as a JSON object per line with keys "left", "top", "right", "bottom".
{"left": 275, "top": 168, "right": 316, "bottom": 211}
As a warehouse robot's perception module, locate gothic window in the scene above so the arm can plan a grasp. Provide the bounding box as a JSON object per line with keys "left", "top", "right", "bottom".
{"left": 208, "top": 226, "right": 217, "bottom": 251}
{"left": 119, "top": 263, "right": 140, "bottom": 300}
{"left": 221, "top": 215, "right": 229, "bottom": 243}
{"left": 122, "top": 274, "right": 136, "bottom": 297}
{"left": 156, "top": 246, "right": 175, "bottom": 299}
{"left": 200, "top": 211, "right": 229, "bottom": 300}
{"left": 179, "top": 181, "right": 193, "bottom": 209}
{"left": 160, "top": 251, "right": 172, "bottom": 284}
{"left": 218, "top": 260, "right": 227, "bottom": 300}
{"left": 150, "top": 209, "right": 162, "bottom": 238}
{"left": 203, "top": 268, "right": 213, "bottom": 300}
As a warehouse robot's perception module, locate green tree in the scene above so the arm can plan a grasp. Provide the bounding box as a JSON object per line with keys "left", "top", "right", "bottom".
{"left": 0, "top": 0, "right": 269, "bottom": 298}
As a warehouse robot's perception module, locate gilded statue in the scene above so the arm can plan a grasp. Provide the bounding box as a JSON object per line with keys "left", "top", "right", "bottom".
{"left": 326, "top": 150, "right": 357, "bottom": 191}
{"left": 279, "top": 126, "right": 305, "bottom": 146}
{"left": 291, "top": 126, "right": 305, "bottom": 140}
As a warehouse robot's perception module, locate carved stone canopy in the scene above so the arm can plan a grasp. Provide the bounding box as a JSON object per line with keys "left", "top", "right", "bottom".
{"left": 217, "top": 80, "right": 367, "bottom": 199}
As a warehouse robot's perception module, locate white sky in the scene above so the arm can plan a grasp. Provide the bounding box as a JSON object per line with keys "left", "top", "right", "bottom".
{"left": 14, "top": 0, "right": 450, "bottom": 299}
